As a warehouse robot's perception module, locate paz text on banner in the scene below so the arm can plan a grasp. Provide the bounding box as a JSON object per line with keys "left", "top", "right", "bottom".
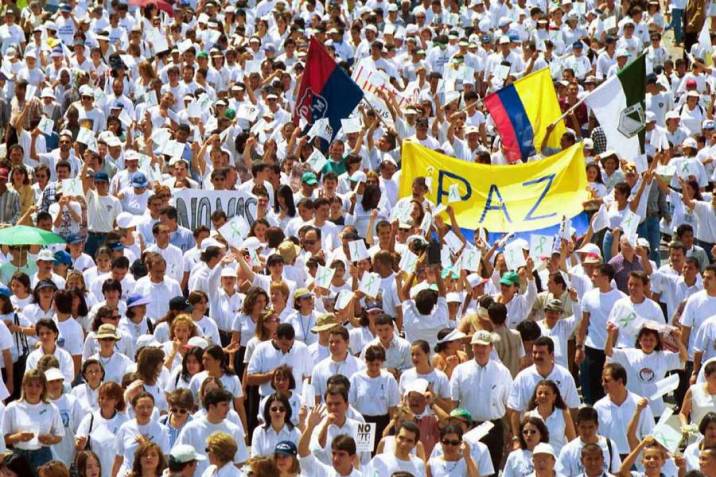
{"left": 398, "top": 140, "right": 589, "bottom": 233}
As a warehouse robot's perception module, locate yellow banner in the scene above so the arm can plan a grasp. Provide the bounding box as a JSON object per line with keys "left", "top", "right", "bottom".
{"left": 398, "top": 141, "right": 589, "bottom": 232}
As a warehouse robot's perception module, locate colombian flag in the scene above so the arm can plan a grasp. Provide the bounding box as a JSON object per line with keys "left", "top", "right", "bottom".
{"left": 484, "top": 68, "right": 565, "bottom": 162}
{"left": 293, "top": 37, "right": 364, "bottom": 143}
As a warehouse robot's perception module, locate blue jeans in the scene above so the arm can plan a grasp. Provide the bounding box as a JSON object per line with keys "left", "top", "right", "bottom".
{"left": 669, "top": 8, "right": 684, "bottom": 43}
{"left": 16, "top": 446, "right": 53, "bottom": 475}
{"left": 637, "top": 217, "right": 662, "bottom": 267}
{"left": 602, "top": 229, "right": 614, "bottom": 262}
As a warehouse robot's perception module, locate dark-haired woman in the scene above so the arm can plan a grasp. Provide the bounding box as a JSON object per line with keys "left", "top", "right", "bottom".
{"left": 75, "top": 382, "right": 128, "bottom": 477}
{"left": 26, "top": 319, "right": 74, "bottom": 382}
{"left": 250, "top": 393, "right": 299, "bottom": 457}
{"left": 426, "top": 424, "right": 480, "bottom": 477}
{"left": 71, "top": 359, "right": 104, "bottom": 409}
{"left": 165, "top": 346, "right": 203, "bottom": 393}
{"left": 502, "top": 416, "right": 550, "bottom": 477}
{"left": 189, "top": 345, "right": 248, "bottom": 433}
{"left": 606, "top": 322, "right": 686, "bottom": 417}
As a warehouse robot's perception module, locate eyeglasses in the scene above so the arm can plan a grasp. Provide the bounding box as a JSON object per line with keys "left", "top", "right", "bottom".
{"left": 522, "top": 429, "right": 538, "bottom": 435}
{"left": 170, "top": 407, "right": 188, "bottom": 414}
{"left": 270, "top": 407, "right": 286, "bottom": 412}
{"left": 442, "top": 439, "right": 461, "bottom": 446}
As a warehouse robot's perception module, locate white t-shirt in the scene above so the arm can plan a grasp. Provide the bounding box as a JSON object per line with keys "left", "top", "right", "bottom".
{"left": 609, "top": 348, "right": 683, "bottom": 415}
{"left": 581, "top": 287, "right": 626, "bottom": 349}
{"left": 86, "top": 190, "right": 121, "bottom": 233}
{"left": 365, "top": 453, "right": 426, "bottom": 476}
{"left": 680, "top": 290, "right": 716, "bottom": 359}
{"left": 348, "top": 369, "right": 400, "bottom": 416}
{"left": 1, "top": 400, "right": 64, "bottom": 450}
{"left": 607, "top": 297, "right": 665, "bottom": 348}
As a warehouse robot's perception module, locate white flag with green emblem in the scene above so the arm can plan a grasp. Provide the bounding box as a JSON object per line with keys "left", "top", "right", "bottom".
{"left": 584, "top": 53, "right": 646, "bottom": 162}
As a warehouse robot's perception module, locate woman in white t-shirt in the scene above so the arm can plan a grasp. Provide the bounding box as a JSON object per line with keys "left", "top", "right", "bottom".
{"left": 427, "top": 424, "right": 480, "bottom": 477}
{"left": 606, "top": 322, "right": 687, "bottom": 417}
{"left": 503, "top": 416, "right": 549, "bottom": 477}
{"left": 161, "top": 315, "right": 200, "bottom": 372}
{"left": 25, "top": 318, "right": 75, "bottom": 383}
{"left": 165, "top": 346, "right": 204, "bottom": 394}
{"left": 75, "top": 382, "right": 129, "bottom": 477}
{"left": 399, "top": 339, "right": 450, "bottom": 402}
{"left": 525, "top": 380, "right": 576, "bottom": 454}
{"left": 71, "top": 358, "right": 103, "bottom": 409}
{"left": 2, "top": 369, "right": 64, "bottom": 470}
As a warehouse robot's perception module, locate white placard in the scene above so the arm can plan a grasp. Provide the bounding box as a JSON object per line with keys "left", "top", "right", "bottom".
{"left": 301, "top": 380, "right": 316, "bottom": 407}
{"left": 420, "top": 212, "right": 432, "bottom": 235}
{"left": 314, "top": 265, "right": 335, "bottom": 290}
{"left": 448, "top": 183, "right": 462, "bottom": 203}
{"left": 177, "top": 39, "right": 193, "bottom": 53}
{"left": 656, "top": 164, "right": 676, "bottom": 180}
{"left": 25, "top": 84, "right": 37, "bottom": 101}
{"left": 493, "top": 64, "right": 511, "bottom": 82}
{"left": 459, "top": 247, "right": 481, "bottom": 272}
{"left": 648, "top": 374, "right": 680, "bottom": 401}
{"left": 163, "top": 140, "right": 185, "bottom": 159}
{"left": 441, "top": 247, "right": 453, "bottom": 269}
{"left": 118, "top": 109, "right": 133, "bottom": 128}
{"left": 307, "top": 149, "right": 328, "bottom": 173}
{"left": 245, "top": 60, "right": 262, "bottom": 74}
{"left": 391, "top": 200, "right": 412, "bottom": 223}
{"left": 529, "top": 234, "right": 554, "bottom": 261}
{"left": 307, "top": 117, "right": 332, "bottom": 142}
{"left": 399, "top": 249, "right": 419, "bottom": 274}
{"left": 592, "top": 205, "right": 610, "bottom": 233}
{"left": 348, "top": 239, "right": 369, "bottom": 262}
{"left": 187, "top": 101, "right": 202, "bottom": 118}
{"left": 443, "top": 231, "right": 463, "bottom": 254}
{"left": 218, "top": 216, "right": 250, "bottom": 249}
{"left": 603, "top": 16, "right": 617, "bottom": 31}
{"left": 145, "top": 90, "right": 158, "bottom": 107}
{"left": 38, "top": 117, "right": 54, "bottom": 136}
{"left": 61, "top": 178, "right": 84, "bottom": 197}
{"left": 340, "top": 117, "right": 362, "bottom": 135}
{"left": 358, "top": 272, "right": 381, "bottom": 298}
{"left": 651, "top": 409, "right": 682, "bottom": 453}
{"left": 559, "top": 215, "right": 572, "bottom": 240}
{"left": 504, "top": 240, "right": 527, "bottom": 271}
{"left": 620, "top": 210, "right": 640, "bottom": 246}
{"left": 335, "top": 290, "right": 354, "bottom": 310}
{"left": 354, "top": 422, "right": 377, "bottom": 453}
{"left": 463, "top": 421, "right": 494, "bottom": 443}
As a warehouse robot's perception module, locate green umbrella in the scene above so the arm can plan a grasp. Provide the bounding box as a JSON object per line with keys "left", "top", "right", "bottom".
{"left": 0, "top": 226, "right": 66, "bottom": 246}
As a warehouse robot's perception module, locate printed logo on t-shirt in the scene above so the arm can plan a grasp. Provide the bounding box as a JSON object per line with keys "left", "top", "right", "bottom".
{"left": 639, "top": 367, "right": 655, "bottom": 382}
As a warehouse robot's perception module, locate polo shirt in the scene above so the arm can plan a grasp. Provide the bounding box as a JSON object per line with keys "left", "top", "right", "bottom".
{"left": 174, "top": 416, "right": 248, "bottom": 476}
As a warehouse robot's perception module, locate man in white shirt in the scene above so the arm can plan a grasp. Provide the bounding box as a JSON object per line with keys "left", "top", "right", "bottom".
{"left": 606, "top": 271, "right": 665, "bottom": 348}
{"left": 508, "top": 336, "right": 581, "bottom": 438}
{"left": 557, "top": 406, "right": 621, "bottom": 476}
{"left": 593, "top": 362, "right": 655, "bottom": 457}
{"left": 683, "top": 265, "right": 716, "bottom": 388}
{"left": 576, "top": 263, "right": 626, "bottom": 405}
{"left": 146, "top": 222, "right": 185, "bottom": 284}
{"left": 309, "top": 384, "right": 370, "bottom": 466}
{"left": 173, "top": 388, "right": 249, "bottom": 476}
{"left": 299, "top": 405, "right": 361, "bottom": 477}
{"left": 80, "top": 168, "right": 122, "bottom": 259}
{"left": 246, "top": 323, "right": 311, "bottom": 398}
{"left": 311, "top": 326, "right": 365, "bottom": 404}
{"left": 450, "top": 329, "right": 513, "bottom": 471}
{"left": 364, "top": 421, "right": 426, "bottom": 475}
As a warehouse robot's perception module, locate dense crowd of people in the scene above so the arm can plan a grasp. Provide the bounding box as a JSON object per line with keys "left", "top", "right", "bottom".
{"left": 0, "top": 0, "right": 714, "bottom": 476}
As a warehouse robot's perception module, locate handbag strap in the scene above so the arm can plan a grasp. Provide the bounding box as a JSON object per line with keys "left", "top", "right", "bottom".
{"left": 13, "top": 313, "right": 28, "bottom": 353}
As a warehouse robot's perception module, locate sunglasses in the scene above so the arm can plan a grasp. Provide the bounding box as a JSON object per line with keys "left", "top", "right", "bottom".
{"left": 170, "top": 407, "right": 188, "bottom": 414}
{"left": 522, "top": 429, "right": 538, "bottom": 435}
{"left": 442, "top": 439, "right": 461, "bottom": 446}
{"left": 270, "top": 407, "right": 286, "bottom": 412}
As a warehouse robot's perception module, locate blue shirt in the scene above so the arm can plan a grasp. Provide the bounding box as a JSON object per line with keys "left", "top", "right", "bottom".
{"left": 170, "top": 226, "right": 195, "bottom": 253}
